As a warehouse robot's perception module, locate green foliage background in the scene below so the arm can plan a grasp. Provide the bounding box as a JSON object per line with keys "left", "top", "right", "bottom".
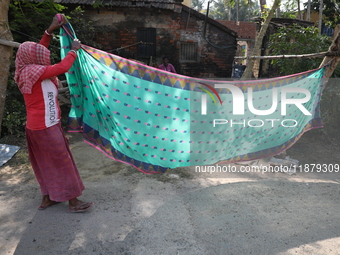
{"left": 3, "top": 2, "right": 98, "bottom": 137}
{"left": 268, "top": 24, "right": 333, "bottom": 75}
{"left": 209, "top": 0, "right": 260, "bottom": 21}
{"left": 269, "top": 24, "right": 340, "bottom": 144}
{"left": 308, "top": 0, "right": 340, "bottom": 28}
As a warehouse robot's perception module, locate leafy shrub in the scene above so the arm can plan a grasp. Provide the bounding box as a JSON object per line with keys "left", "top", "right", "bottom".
{"left": 268, "top": 24, "right": 332, "bottom": 75}
{"left": 2, "top": 67, "right": 26, "bottom": 137}
{"left": 269, "top": 24, "right": 340, "bottom": 145}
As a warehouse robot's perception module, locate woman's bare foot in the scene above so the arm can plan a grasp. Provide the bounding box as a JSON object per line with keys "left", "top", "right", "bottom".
{"left": 68, "top": 198, "right": 93, "bottom": 213}
{"left": 38, "top": 195, "right": 60, "bottom": 210}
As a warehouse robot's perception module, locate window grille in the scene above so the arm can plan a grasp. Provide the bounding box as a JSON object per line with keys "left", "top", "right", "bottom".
{"left": 137, "top": 28, "right": 156, "bottom": 58}
{"left": 180, "top": 42, "right": 198, "bottom": 62}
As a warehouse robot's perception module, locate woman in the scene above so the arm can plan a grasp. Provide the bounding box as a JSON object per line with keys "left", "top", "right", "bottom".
{"left": 14, "top": 15, "right": 93, "bottom": 213}
{"left": 158, "top": 56, "right": 177, "bottom": 73}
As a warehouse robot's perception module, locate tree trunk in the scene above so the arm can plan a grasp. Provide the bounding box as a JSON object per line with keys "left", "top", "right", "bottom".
{"left": 241, "top": 0, "right": 281, "bottom": 80}
{"left": 319, "top": 25, "right": 340, "bottom": 82}
{"left": 0, "top": 0, "right": 13, "bottom": 135}
{"left": 259, "top": 0, "right": 267, "bottom": 13}
{"left": 318, "top": 0, "right": 323, "bottom": 34}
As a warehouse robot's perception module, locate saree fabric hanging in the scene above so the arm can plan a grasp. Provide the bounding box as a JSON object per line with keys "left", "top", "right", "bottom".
{"left": 60, "top": 23, "right": 325, "bottom": 174}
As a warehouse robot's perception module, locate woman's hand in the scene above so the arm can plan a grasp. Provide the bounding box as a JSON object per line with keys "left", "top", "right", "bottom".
{"left": 71, "top": 39, "right": 81, "bottom": 51}
{"left": 46, "top": 14, "right": 66, "bottom": 34}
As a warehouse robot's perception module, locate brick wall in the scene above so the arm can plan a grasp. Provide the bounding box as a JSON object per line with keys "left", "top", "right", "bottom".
{"left": 217, "top": 20, "right": 257, "bottom": 39}
{"left": 83, "top": 6, "right": 237, "bottom": 78}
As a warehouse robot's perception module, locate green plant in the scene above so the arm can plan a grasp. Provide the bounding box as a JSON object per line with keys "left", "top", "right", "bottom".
{"left": 2, "top": 68, "right": 26, "bottom": 137}
{"left": 308, "top": 0, "right": 340, "bottom": 28}
{"left": 67, "top": 6, "right": 104, "bottom": 48}
{"left": 268, "top": 24, "right": 332, "bottom": 75}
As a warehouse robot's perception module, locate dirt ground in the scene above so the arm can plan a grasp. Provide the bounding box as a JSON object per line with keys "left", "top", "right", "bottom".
{"left": 0, "top": 127, "right": 340, "bottom": 255}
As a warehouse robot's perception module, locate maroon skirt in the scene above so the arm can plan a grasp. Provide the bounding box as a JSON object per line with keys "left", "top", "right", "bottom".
{"left": 26, "top": 123, "right": 85, "bottom": 202}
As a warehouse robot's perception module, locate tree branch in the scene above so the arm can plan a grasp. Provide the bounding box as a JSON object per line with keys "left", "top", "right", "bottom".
{"left": 235, "top": 51, "right": 340, "bottom": 60}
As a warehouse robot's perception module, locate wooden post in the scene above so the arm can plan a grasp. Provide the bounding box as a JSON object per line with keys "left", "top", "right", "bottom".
{"left": 319, "top": 25, "right": 340, "bottom": 79}
{"left": 234, "top": 51, "right": 338, "bottom": 60}
{"left": 0, "top": 39, "right": 20, "bottom": 48}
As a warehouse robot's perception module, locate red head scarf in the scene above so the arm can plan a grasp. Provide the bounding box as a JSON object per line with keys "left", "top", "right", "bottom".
{"left": 14, "top": 41, "right": 58, "bottom": 94}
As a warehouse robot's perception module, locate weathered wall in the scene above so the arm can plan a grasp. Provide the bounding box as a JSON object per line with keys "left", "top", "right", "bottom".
{"left": 179, "top": 10, "right": 237, "bottom": 78}
{"left": 82, "top": 6, "right": 237, "bottom": 78}
{"left": 319, "top": 78, "right": 340, "bottom": 147}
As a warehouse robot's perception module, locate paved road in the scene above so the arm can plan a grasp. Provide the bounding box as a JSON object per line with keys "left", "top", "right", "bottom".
{"left": 1, "top": 134, "right": 340, "bottom": 255}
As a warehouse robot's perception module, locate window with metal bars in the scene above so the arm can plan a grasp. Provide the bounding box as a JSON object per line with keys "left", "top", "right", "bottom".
{"left": 180, "top": 42, "right": 198, "bottom": 62}
{"left": 137, "top": 28, "right": 156, "bottom": 58}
